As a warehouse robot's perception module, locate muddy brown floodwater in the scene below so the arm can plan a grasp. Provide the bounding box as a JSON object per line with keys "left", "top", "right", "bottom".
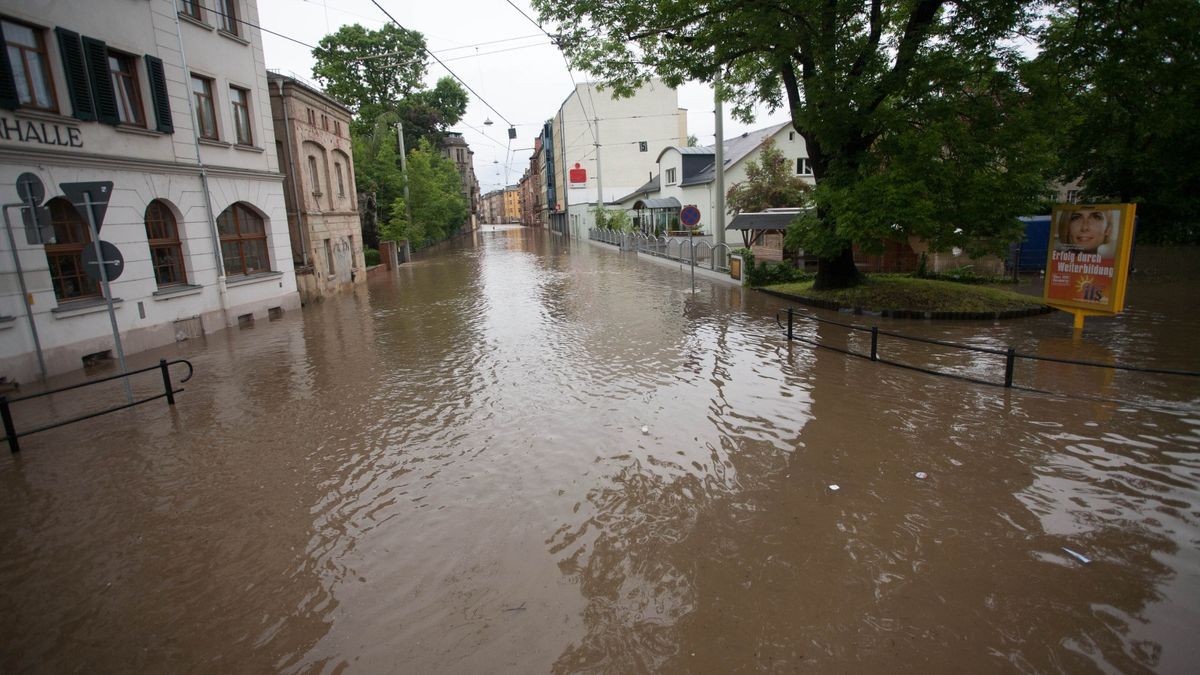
{"left": 2, "top": 226, "right": 1199, "bottom": 673}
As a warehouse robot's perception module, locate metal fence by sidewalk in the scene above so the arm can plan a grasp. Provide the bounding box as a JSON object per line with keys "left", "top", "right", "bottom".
{"left": 776, "top": 307, "right": 1200, "bottom": 407}
{"left": 1, "top": 359, "right": 194, "bottom": 453}
{"left": 588, "top": 228, "right": 733, "bottom": 275}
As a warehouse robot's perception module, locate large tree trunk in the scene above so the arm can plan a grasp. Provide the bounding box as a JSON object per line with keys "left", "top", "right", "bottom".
{"left": 813, "top": 246, "right": 861, "bottom": 290}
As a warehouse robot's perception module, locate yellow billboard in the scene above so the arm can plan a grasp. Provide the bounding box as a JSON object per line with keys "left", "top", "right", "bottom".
{"left": 1043, "top": 203, "right": 1137, "bottom": 326}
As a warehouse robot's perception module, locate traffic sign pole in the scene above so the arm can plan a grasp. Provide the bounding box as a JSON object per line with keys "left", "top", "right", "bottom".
{"left": 2, "top": 204, "right": 48, "bottom": 382}
{"left": 80, "top": 189, "right": 132, "bottom": 403}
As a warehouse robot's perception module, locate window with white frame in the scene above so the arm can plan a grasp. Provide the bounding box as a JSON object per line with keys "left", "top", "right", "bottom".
{"left": 666, "top": 167, "right": 677, "bottom": 184}
{"left": 797, "top": 158, "right": 813, "bottom": 176}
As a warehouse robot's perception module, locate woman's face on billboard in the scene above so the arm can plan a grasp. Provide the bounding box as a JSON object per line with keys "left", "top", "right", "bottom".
{"left": 1068, "top": 209, "right": 1108, "bottom": 251}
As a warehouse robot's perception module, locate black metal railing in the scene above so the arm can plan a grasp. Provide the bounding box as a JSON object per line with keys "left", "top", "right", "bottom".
{"left": 777, "top": 307, "right": 1200, "bottom": 395}
{"left": 1, "top": 358, "right": 194, "bottom": 453}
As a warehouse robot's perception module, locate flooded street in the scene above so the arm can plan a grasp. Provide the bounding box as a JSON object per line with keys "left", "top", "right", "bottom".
{"left": 3, "top": 226, "right": 1199, "bottom": 673}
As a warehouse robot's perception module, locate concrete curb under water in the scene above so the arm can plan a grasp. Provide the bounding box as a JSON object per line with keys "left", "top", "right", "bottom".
{"left": 756, "top": 288, "right": 1054, "bottom": 321}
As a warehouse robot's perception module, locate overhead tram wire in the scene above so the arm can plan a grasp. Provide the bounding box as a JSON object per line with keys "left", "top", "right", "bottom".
{"left": 353, "top": 33, "right": 549, "bottom": 62}
{"left": 441, "top": 41, "right": 553, "bottom": 63}
{"left": 204, "top": 4, "right": 325, "bottom": 52}
{"left": 456, "top": 120, "right": 511, "bottom": 151}
{"left": 573, "top": 135, "right": 696, "bottom": 162}
{"left": 500, "top": 0, "right": 597, "bottom": 145}
{"left": 368, "top": 0, "right": 515, "bottom": 129}
{"left": 434, "top": 33, "right": 547, "bottom": 54}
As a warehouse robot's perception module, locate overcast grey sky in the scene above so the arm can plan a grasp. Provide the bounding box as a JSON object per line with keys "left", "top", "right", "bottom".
{"left": 257, "top": 0, "right": 791, "bottom": 193}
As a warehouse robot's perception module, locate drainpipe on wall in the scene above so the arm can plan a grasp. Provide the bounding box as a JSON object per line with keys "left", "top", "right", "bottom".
{"left": 279, "top": 81, "right": 308, "bottom": 267}
{"left": 172, "top": 1, "right": 229, "bottom": 323}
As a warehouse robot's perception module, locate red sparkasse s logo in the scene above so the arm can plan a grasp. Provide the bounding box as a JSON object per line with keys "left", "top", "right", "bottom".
{"left": 569, "top": 162, "right": 587, "bottom": 185}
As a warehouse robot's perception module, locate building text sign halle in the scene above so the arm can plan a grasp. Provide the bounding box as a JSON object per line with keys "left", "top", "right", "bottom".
{"left": 0, "top": 115, "right": 84, "bottom": 148}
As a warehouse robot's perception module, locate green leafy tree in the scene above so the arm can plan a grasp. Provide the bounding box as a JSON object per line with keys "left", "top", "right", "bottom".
{"left": 313, "top": 23, "right": 428, "bottom": 136}
{"left": 384, "top": 140, "right": 467, "bottom": 248}
{"left": 396, "top": 77, "right": 470, "bottom": 152}
{"left": 593, "top": 206, "right": 631, "bottom": 231}
{"left": 314, "top": 25, "right": 470, "bottom": 242}
{"left": 726, "top": 137, "right": 812, "bottom": 214}
{"left": 534, "top": 0, "right": 1057, "bottom": 289}
{"left": 313, "top": 25, "right": 470, "bottom": 145}
{"left": 350, "top": 114, "right": 405, "bottom": 241}
{"left": 1037, "top": 0, "right": 1200, "bottom": 244}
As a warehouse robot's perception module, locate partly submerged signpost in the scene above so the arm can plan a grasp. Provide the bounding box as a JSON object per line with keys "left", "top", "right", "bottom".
{"left": 1043, "top": 203, "right": 1137, "bottom": 330}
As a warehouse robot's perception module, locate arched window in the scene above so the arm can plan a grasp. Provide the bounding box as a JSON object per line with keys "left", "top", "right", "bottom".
{"left": 44, "top": 198, "right": 99, "bottom": 301}
{"left": 144, "top": 200, "right": 186, "bottom": 286}
{"left": 307, "top": 156, "right": 320, "bottom": 196}
{"left": 216, "top": 203, "right": 270, "bottom": 276}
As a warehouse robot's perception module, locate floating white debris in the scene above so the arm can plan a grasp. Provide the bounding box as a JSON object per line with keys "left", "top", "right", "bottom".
{"left": 640, "top": 425, "right": 649, "bottom": 435}
{"left": 1062, "top": 547, "right": 1091, "bottom": 565}
{"left": 915, "top": 471, "right": 928, "bottom": 480}
{"left": 828, "top": 484, "right": 840, "bottom": 491}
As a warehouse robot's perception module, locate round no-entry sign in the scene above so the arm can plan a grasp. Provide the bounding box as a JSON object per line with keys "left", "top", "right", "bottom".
{"left": 680, "top": 205, "right": 701, "bottom": 227}
{"left": 81, "top": 241, "right": 125, "bottom": 282}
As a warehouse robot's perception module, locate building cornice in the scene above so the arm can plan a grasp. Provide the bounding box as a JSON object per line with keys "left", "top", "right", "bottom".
{"left": 0, "top": 146, "right": 284, "bottom": 181}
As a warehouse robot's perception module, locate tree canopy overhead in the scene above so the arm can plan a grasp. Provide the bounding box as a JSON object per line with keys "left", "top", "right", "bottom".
{"left": 534, "top": 0, "right": 1056, "bottom": 288}
{"left": 1037, "top": 0, "right": 1200, "bottom": 244}
{"left": 312, "top": 24, "right": 468, "bottom": 147}
{"left": 312, "top": 23, "right": 471, "bottom": 248}
{"left": 313, "top": 23, "right": 427, "bottom": 115}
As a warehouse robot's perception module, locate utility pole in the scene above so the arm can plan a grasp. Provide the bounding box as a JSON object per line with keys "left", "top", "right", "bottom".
{"left": 594, "top": 116, "right": 603, "bottom": 221}
{"left": 560, "top": 112, "right": 569, "bottom": 238}
{"left": 396, "top": 122, "right": 412, "bottom": 227}
{"left": 713, "top": 78, "right": 727, "bottom": 267}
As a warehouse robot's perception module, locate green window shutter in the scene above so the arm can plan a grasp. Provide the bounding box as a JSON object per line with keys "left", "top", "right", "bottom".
{"left": 55, "top": 27, "right": 95, "bottom": 121}
{"left": 144, "top": 55, "right": 173, "bottom": 134}
{"left": 81, "top": 36, "right": 118, "bottom": 125}
{"left": 0, "top": 22, "right": 19, "bottom": 110}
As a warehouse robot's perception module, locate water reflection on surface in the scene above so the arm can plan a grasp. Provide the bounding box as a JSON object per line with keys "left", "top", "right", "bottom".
{"left": 2, "top": 227, "right": 1198, "bottom": 673}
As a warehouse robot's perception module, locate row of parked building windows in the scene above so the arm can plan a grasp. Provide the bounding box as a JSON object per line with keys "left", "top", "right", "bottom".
{"left": 46, "top": 198, "right": 269, "bottom": 302}
{"left": 307, "top": 155, "right": 348, "bottom": 198}
{"left": 662, "top": 158, "right": 813, "bottom": 187}
{"left": 2, "top": 17, "right": 174, "bottom": 131}
{"left": 2, "top": 14, "right": 256, "bottom": 145}
{"left": 304, "top": 107, "right": 342, "bottom": 137}
{"left": 180, "top": 1, "right": 241, "bottom": 37}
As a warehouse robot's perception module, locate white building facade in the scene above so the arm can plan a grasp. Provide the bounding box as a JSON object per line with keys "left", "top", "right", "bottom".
{"left": 614, "top": 123, "right": 815, "bottom": 236}
{"left": 549, "top": 80, "right": 687, "bottom": 240}
{"left": 0, "top": 0, "right": 298, "bottom": 383}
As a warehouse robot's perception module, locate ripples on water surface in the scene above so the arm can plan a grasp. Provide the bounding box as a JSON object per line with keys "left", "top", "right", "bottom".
{"left": 2, "top": 227, "right": 1198, "bottom": 673}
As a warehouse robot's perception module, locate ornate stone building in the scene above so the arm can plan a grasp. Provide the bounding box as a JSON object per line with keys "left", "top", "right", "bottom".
{"left": 440, "top": 131, "right": 480, "bottom": 232}
{"left": 267, "top": 72, "right": 365, "bottom": 303}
